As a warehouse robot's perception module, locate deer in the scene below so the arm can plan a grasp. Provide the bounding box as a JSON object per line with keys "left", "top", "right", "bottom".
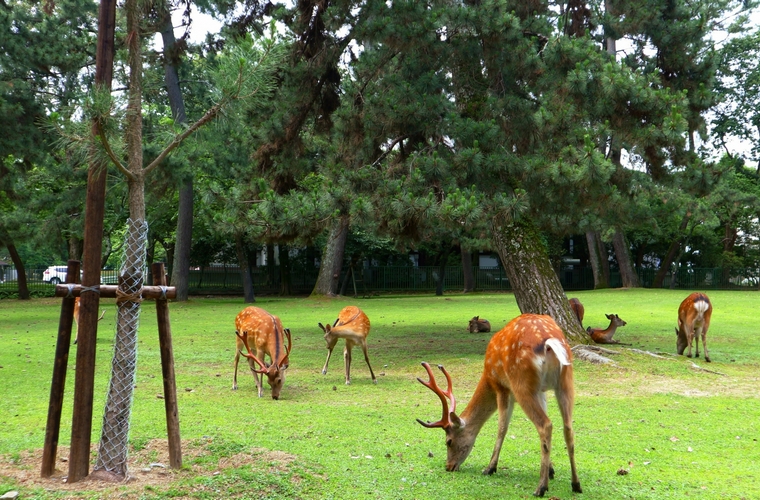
{"left": 468, "top": 316, "right": 491, "bottom": 333}
{"left": 318, "top": 305, "right": 376, "bottom": 385}
{"left": 233, "top": 306, "right": 292, "bottom": 400}
{"left": 676, "top": 292, "right": 712, "bottom": 362}
{"left": 417, "top": 314, "right": 581, "bottom": 498}
{"left": 73, "top": 297, "right": 106, "bottom": 345}
{"left": 586, "top": 313, "right": 628, "bottom": 345}
{"left": 568, "top": 298, "right": 584, "bottom": 328}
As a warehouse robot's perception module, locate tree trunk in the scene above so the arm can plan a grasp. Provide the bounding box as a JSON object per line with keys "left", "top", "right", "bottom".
{"left": 491, "top": 219, "right": 589, "bottom": 344}
{"left": 653, "top": 213, "right": 691, "bottom": 288}
{"left": 279, "top": 245, "right": 292, "bottom": 295}
{"left": 434, "top": 244, "right": 453, "bottom": 297}
{"left": 68, "top": 236, "right": 83, "bottom": 261}
{"left": 585, "top": 231, "right": 609, "bottom": 289}
{"left": 266, "top": 244, "right": 276, "bottom": 287}
{"left": 171, "top": 180, "right": 193, "bottom": 300}
{"left": 159, "top": 3, "right": 192, "bottom": 302}
{"left": 612, "top": 230, "right": 640, "bottom": 288}
{"left": 311, "top": 215, "right": 349, "bottom": 297}
{"left": 461, "top": 249, "right": 475, "bottom": 293}
{"left": 5, "top": 240, "right": 30, "bottom": 300}
{"left": 92, "top": 0, "right": 145, "bottom": 480}
{"left": 235, "top": 232, "right": 255, "bottom": 303}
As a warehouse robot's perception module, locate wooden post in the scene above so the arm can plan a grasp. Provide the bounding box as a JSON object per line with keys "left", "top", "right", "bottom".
{"left": 41, "top": 260, "right": 80, "bottom": 477}
{"left": 152, "top": 262, "right": 182, "bottom": 468}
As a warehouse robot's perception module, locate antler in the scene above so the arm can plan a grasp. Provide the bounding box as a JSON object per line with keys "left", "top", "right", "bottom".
{"left": 236, "top": 330, "right": 268, "bottom": 373}
{"left": 416, "top": 362, "right": 457, "bottom": 429}
{"left": 279, "top": 328, "right": 292, "bottom": 368}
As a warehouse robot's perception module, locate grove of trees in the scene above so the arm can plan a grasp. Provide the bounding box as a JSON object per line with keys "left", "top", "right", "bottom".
{"left": 3, "top": 0, "right": 760, "bottom": 343}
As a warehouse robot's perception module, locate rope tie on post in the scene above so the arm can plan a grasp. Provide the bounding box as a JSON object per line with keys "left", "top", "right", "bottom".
{"left": 115, "top": 288, "right": 143, "bottom": 304}
{"left": 159, "top": 286, "right": 167, "bottom": 300}
{"left": 80, "top": 285, "right": 101, "bottom": 295}
{"left": 65, "top": 284, "right": 75, "bottom": 298}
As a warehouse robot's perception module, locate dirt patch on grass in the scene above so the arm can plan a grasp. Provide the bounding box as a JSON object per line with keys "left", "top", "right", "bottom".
{"left": 0, "top": 439, "right": 299, "bottom": 499}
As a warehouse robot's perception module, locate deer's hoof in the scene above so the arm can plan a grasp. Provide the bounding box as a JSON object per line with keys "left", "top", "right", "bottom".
{"left": 533, "top": 485, "right": 548, "bottom": 497}
{"left": 482, "top": 466, "right": 496, "bottom": 476}
{"left": 705, "top": 357, "right": 711, "bottom": 363}
{"left": 572, "top": 481, "right": 583, "bottom": 493}
{"left": 549, "top": 466, "right": 555, "bottom": 479}
{"left": 345, "top": 380, "right": 351, "bottom": 385}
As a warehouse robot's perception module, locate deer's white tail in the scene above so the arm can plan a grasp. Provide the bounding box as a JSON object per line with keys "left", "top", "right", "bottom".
{"left": 693, "top": 300, "right": 710, "bottom": 320}
{"left": 545, "top": 338, "right": 571, "bottom": 366}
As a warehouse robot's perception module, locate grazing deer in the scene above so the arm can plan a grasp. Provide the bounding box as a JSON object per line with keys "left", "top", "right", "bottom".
{"left": 676, "top": 292, "right": 712, "bottom": 362}
{"left": 319, "top": 305, "right": 376, "bottom": 385}
{"left": 468, "top": 316, "right": 491, "bottom": 333}
{"left": 568, "top": 298, "right": 584, "bottom": 328}
{"left": 586, "top": 314, "right": 628, "bottom": 345}
{"left": 417, "top": 314, "right": 581, "bottom": 498}
{"left": 73, "top": 297, "right": 106, "bottom": 344}
{"left": 234, "top": 306, "right": 292, "bottom": 400}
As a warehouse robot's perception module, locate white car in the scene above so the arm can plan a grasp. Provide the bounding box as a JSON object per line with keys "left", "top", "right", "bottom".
{"left": 43, "top": 265, "right": 69, "bottom": 284}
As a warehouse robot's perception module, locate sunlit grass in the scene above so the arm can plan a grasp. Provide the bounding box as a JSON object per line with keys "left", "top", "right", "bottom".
{"left": 1, "top": 289, "right": 758, "bottom": 499}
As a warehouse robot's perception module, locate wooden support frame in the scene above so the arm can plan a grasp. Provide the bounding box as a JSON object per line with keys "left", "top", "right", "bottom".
{"left": 41, "top": 260, "right": 182, "bottom": 478}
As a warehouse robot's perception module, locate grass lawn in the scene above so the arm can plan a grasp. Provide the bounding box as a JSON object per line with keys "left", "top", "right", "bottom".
{"left": 0, "top": 289, "right": 758, "bottom": 499}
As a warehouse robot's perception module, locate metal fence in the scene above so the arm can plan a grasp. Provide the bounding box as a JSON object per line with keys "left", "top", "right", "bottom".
{"left": 1, "top": 264, "right": 758, "bottom": 297}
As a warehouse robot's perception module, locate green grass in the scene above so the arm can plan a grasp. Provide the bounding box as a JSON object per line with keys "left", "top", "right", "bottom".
{"left": 1, "top": 289, "right": 758, "bottom": 499}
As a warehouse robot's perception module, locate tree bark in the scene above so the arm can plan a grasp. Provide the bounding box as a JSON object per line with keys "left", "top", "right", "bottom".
{"left": 4, "top": 240, "right": 30, "bottom": 300}
{"left": 612, "top": 230, "right": 640, "bottom": 287}
{"left": 279, "top": 245, "right": 292, "bottom": 295}
{"left": 461, "top": 249, "right": 475, "bottom": 293}
{"left": 585, "top": 231, "right": 610, "bottom": 289}
{"left": 653, "top": 212, "right": 691, "bottom": 288}
{"left": 491, "top": 218, "right": 589, "bottom": 344}
{"left": 159, "top": 3, "right": 192, "bottom": 302}
{"left": 311, "top": 215, "right": 349, "bottom": 297}
{"left": 235, "top": 232, "right": 255, "bottom": 303}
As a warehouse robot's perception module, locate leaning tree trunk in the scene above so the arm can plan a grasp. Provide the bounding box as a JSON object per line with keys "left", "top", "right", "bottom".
{"left": 5, "top": 240, "right": 30, "bottom": 300}
{"left": 491, "top": 218, "right": 589, "bottom": 344}
{"left": 585, "top": 231, "right": 610, "bottom": 289}
{"left": 612, "top": 230, "right": 640, "bottom": 288}
{"left": 461, "top": 249, "right": 475, "bottom": 293}
{"left": 311, "top": 215, "right": 349, "bottom": 297}
{"left": 654, "top": 213, "right": 691, "bottom": 288}
{"left": 279, "top": 245, "right": 292, "bottom": 295}
{"left": 160, "top": 3, "right": 192, "bottom": 302}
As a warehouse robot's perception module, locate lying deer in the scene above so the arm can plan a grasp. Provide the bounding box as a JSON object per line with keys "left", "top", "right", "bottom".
{"left": 417, "top": 314, "right": 581, "bottom": 498}
{"left": 468, "top": 316, "right": 491, "bottom": 333}
{"left": 586, "top": 313, "right": 628, "bottom": 345}
{"left": 676, "top": 292, "right": 712, "bottom": 362}
{"left": 234, "top": 306, "right": 292, "bottom": 400}
{"left": 319, "top": 305, "right": 376, "bottom": 385}
{"left": 569, "top": 298, "right": 584, "bottom": 328}
{"left": 73, "top": 297, "right": 106, "bottom": 344}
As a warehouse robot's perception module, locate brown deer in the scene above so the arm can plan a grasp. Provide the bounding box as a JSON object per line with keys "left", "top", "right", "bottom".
{"left": 417, "top": 314, "right": 581, "bottom": 498}
{"left": 319, "top": 305, "right": 376, "bottom": 385}
{"left": 676, "top": 292, "right": 712, "bottom": 362}
{"left": 586, "top": 313, "right": 628, "bottom": 345}
{"left": 569, "top": 298, "right": 584, "bottom": 328}
{"left": 468, "top": 316, "right": 491, "bottom": 333}
{"left": 73, "top": 297, "right": 106, "bottom": 344}
{"left": 234, "top": 306, "right": 292, "bottom": 400}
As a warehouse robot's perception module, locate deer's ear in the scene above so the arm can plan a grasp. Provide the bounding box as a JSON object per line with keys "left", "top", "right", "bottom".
{"left": 606, "top": 314, "right": 614, "bottom": 319}
{"left": 449, "top": 412, "right": 463, "bottom": 429}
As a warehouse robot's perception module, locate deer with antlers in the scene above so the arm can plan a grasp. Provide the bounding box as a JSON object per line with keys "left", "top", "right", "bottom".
{"left": 234, "top": 306, "right": 292, "bottom": 400}
{"left": 586, "top": 313, "right": 628, "bottom": 345}
{"left": 676, "top": 292, "right": 712, "bottom": 362}
{"left": 319, "top": 305, "right": 376, "bottom": 385}
{"left": 417, "top": 314, "right": 581, "bottom": 498}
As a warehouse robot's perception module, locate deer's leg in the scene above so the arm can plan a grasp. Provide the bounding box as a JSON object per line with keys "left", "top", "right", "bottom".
{"left": 518, "top": 392, "right": 553, "bottom": 497}
{"left": 233, "top": 350, "right": 240, "bottom": 390}
{"left": 694, "top": 325, "right": 701, "bottom": 359}
{"left": 484, "top": 391, "right": 515, "bottom": 476}
{"left": 359, "top": 340, "right": 377, "bottom": 384}
{"left": 322, "top": 336, "right": 339, "bottom": 375}
{"left": 556, "top": 372, "right": 582, "bottom": 493}
{"left": 685, "top": 326, "right": 694, "bottom": 358}
{"left": 343, "top": 342, "right": 353, "bottom": 385}
{"left": 701, "top": 326, "right": 711, "bottom": 363}
{"left": 247, "top": 357, "right": 264, "bottom": 397}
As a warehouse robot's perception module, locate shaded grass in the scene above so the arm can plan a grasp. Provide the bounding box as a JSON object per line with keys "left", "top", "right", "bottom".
{"left": 1, "top": 289, "right": 758, "bottom": 499}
